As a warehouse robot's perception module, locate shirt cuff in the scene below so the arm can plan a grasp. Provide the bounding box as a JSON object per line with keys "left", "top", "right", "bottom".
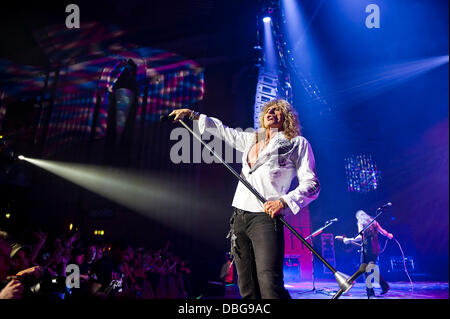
{"left": 280, "top": 194, "right": 303, "bottom": 215}
{"left": 194, "top": 113, "right": 207, "bottom": 135}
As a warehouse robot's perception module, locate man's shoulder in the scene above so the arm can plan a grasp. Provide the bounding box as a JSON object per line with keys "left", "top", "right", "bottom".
{"left": 290, "top": 135, "right": 309, "bottom": 146}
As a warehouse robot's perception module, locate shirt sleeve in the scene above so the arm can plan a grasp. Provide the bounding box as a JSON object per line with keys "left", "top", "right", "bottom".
{"left": 194, "top": 113, "right": 254, "bottom": 152}
{"left": 281, "top": 138, "right": 320, "bottom": 214}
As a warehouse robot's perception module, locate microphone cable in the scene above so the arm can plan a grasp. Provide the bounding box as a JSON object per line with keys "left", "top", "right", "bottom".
{"left": 379, "top": 237, "right": 389, "bottom": 254}
{"left": 393, "top": 238, "right": 414, "bottom": 295}
{"left": 379, "top": 237, "right": 414, "bottom": 295}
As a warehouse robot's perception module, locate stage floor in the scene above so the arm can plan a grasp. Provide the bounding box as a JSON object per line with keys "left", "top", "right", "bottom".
{"left": 286, "top": 280, "right": 449, "bottom": 299}
{"left": 221, "top": 281, "right": 449, "bottom": 299}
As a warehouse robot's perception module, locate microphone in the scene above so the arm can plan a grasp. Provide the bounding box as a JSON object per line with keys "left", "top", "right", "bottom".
{"left": 375, "top": 202, "right": 392, "bottom": 212}
{"left": 377, "top": 202, "right": 392, "bottom": 210}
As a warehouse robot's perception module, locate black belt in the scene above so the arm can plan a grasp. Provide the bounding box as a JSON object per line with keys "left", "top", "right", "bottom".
{"left": 233, "top": 207, "right": 265, "bottom": 215}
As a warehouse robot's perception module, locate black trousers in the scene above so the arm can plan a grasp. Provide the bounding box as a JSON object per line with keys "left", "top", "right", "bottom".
{"left": 229, "top": 208, "right": 291, "bottom": 299}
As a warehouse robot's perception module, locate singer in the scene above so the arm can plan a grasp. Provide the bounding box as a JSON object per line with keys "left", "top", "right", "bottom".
{"left": 169, "top": 99, "right": 320, "bottom": 299}
{"left": 343, "top": 210, "right": 393, "bottom": 297}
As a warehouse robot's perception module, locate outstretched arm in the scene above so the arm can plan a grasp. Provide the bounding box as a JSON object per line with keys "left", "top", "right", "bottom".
{"left": 377, "top": 223, "right": 394, "bottom": 239}
{"left": 343, "top": 235, "right": 362, "bottom": 245}
{"left": 169, "top": 108, "right": 254, "bottom": 152}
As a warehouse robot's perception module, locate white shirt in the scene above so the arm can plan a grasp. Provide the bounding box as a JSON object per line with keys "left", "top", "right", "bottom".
{"left": 196, "top": 114, "right": 320, "bottom": 215}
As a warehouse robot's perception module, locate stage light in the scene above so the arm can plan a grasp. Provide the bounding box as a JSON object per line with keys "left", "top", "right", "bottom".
{"left": 18, "top": 155, "right": 25, "bottom": 160}
{"left": 327, "top": 55, "right": 449, "bottom": 108}
{"left": 344, "top": 154, "right": 381, "bottom": 193}
{"left": 5, "top": 213, "right": 10, "bottom": 219}
{"left": 93, "top": 230, "right": 105, "bottom": 236}
{"left": 263, "top": 16, "right": 271, "bottom": 23}
{"left": 69, "top": 223, "right": 73, "bottom": 231}
{"left": 17, "top": 156, "right": 216, "bottom": 241}
{"left": 263, "top": 16, "right": 277, "bottom": 71}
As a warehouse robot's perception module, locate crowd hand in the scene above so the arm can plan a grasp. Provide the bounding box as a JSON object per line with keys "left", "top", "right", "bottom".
{"left": 79, "top": 274, "right": 90, "bottom": 281}
{"left": 134, "top": 268, "right": 146, "bottom": 278}
{"left": 263, "top": 200, "right": 284, "bottom": 219}
{"left": 29, "top": 231, "right": 48, "bottom": 263}
{"left": 33, "top": 231, "right": 47, "bottom": 244}
{"left": 182, "top": 269, "right": 191, "bottom": 275}
{"left": 16, "top": 266, "right": 44, "bottom": 280}
{"left": 168, "top": 109, "right": 193, "bottom": 122}
{"left": 54, "top": 238, "right": 63, "bottom": 249}
{"left": 169, "top": 263, "right": 177, "bottom": 273}
{"left": 52, "top": 246, "right": 65, "bottom": 258}
{"left": 343, "top": 238, "right": 352, "bottom": 245}
{"left": 122, "top": 263, "right": 133, "bottom": 274}
{"left": 181, "top": 266, "right": 191, "bottom": 274}
{"left": 0, "top": 280, "right": 24, "bottom": 299}
{"left": 122, "top": 264, "right": 136, "bottom": 283}
{"left": 388, "top": 233, "right": 394, "bottom": 240}
{"left": 162, "top": 240, "right": 171, "bottom": 254}
{"left": 65, "top": 232, "right": 80, "bottom": 247}
{"left": 61, "top": 248, "right": 71, "bottom": 264}
{"left": 43, "top": 246, "right": 64, "bottom": 268}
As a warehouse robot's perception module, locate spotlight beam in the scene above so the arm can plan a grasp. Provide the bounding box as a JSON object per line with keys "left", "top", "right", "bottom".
{"left": 19, "top": 157, "right": 216, "bottom": 237}
{"left": 263, "top": 17, "right": 278, "bottom": 71}
{"left": 310, "top": 55, "right": 449, "bottom": 107}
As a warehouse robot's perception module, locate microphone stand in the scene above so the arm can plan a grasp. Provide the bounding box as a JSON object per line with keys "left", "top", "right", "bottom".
{"left": 174, "top": 118, "right": 360, "bottom": 299}
{"left": 298, "top": 219, "right": 338, "bottom": 296}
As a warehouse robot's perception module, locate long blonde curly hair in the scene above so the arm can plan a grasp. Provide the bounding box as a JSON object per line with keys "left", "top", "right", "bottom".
{"left": 257, "top": 99, "right": 301, "bottom": 140}
{"left": 356, "top": 210, "right": 378, "bottom": 236}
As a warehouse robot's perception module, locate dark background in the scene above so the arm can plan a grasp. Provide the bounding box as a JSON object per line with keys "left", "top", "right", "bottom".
{"left": 0, "top": 0, "right": 448, "bottom": 295}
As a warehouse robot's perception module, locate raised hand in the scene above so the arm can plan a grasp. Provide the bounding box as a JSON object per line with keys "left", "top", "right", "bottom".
{"left": 0, "top": 280, "right": 24, "bottom": 299}
{"left": 169, "top": 109, "right": 194, "bottom": 121}
{"left": 33, "top": 231, "right": 47, "bottom": 244}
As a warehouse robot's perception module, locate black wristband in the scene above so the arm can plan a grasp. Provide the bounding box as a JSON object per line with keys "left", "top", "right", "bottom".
{"left": 189, "top": 111, "right": 199, "bottom": 120}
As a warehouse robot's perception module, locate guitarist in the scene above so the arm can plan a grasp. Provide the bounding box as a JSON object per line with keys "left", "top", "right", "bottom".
{"left": 342, "top": 210, "right": 393, "bottom": 297}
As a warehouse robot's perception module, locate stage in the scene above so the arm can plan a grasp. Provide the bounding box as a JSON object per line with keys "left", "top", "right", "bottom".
{"left": 219, "top": 281, "right": 449, "bottom": 299}
{"left": 0, "top": 0, "right": 448, "bottom": 304}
